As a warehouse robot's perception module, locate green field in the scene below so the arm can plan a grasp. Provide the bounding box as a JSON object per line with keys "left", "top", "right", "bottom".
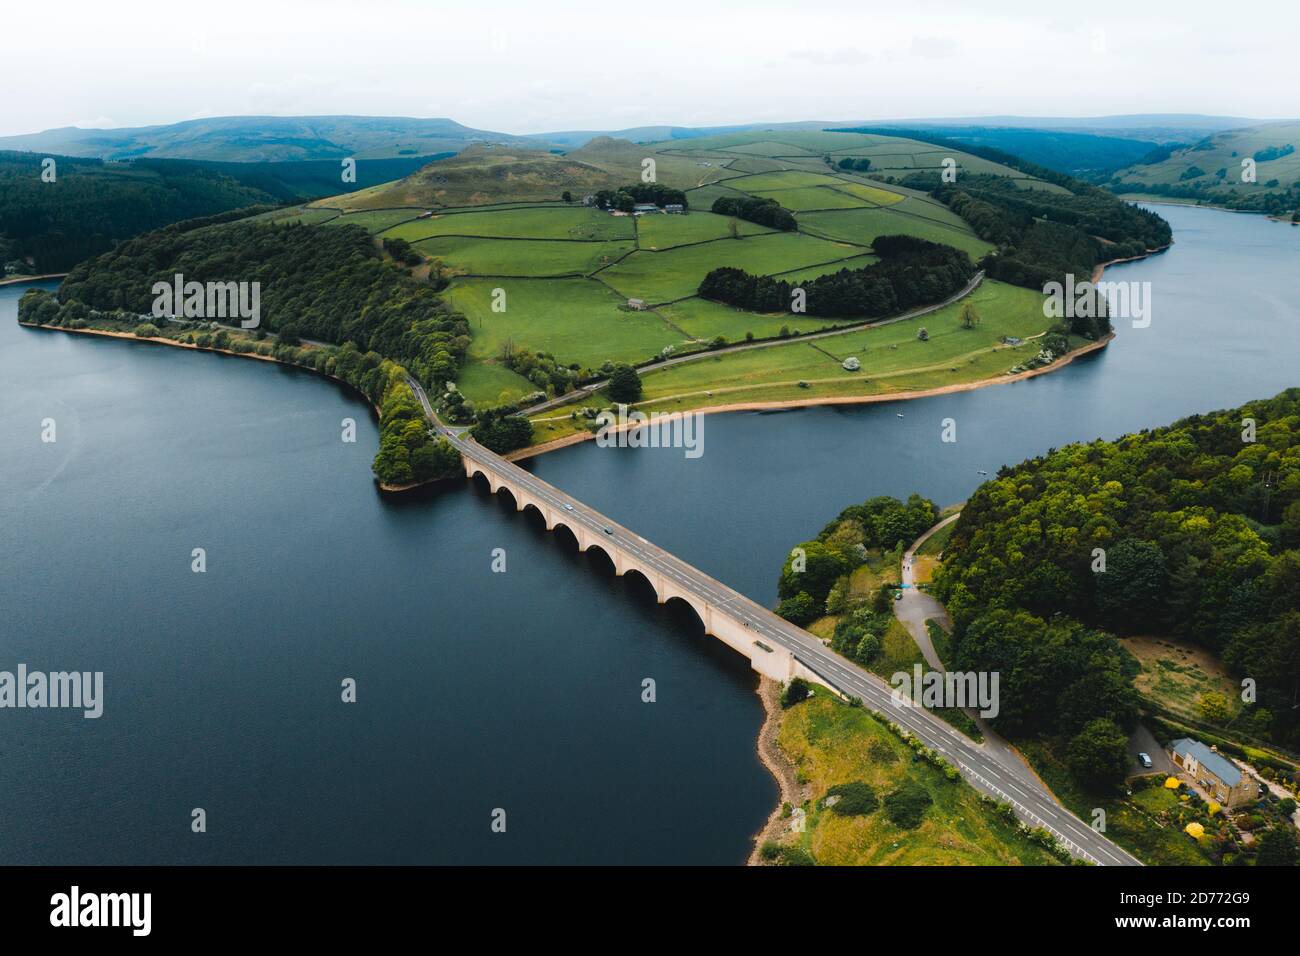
{"left": 525, "top": 280, "right": 1062, "bottom": 446}
{"left": 416, "top": 235, "right": 634, "bottom": 276}
{"left": 445, "top": 276, "right": 685, "bottom": 369}
{"left": 454, "top": 359, "right": 538, "bottom": 406}
{"left": 631, "top": 280, "right": 1049, "bottom": 400}
{"left": 774, "top": 692, "right": 1059, "bottom": 865}
{"left": 597, "top": 231, "right": 861, "bottom": 303}
{"left": 321, "top": 208, "right": 425, "bottom": 233}
{"left": 384, "top": 205, "right": 634, "bottom": 243}
{"left": 749, "top": 186, "right": 872, "bottom": 211}
{"left": 798, "top": 206, "right": 994, "bottom": 259}
{"left": 285, "top": 129, "right": 1091, "bottom": 434}
{"left": 635, "top": 210, "right": 772, "bottom": 249}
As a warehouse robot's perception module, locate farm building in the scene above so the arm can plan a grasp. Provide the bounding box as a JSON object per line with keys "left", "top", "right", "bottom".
{"left": 627, "top": 298, "right": 646, "bottom": 311}
{"left": 1167, "top": 738, "right": 1256, "bottom": 808}
{"left": 664, "top": 204, "right": 685, "bottom": 214}
{"left": 632, "top": 203, "right": 659, "bottom": 214}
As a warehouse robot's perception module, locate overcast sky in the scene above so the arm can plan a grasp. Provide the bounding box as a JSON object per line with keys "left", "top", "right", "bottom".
{"left": 2, "top": 0, "right": 1294, "bottom": 137}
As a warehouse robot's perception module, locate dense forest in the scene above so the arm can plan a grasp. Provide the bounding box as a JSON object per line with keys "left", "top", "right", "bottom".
{"left": 698, "top": 235, "right": 974, "bottom": 318}
{"left": 0, "top": 150, "right": 447, "bottom": 276}
{"left": 900, "top": 172, "right": 1171, "bottom": 310}
{"left": 56, "top": 218, "right": 470, "bottom": 388}
{"left": 18, "top": 214, "right": 469, "bottom": 486}
{"left": 0, "top": 151, "right": 277, "bottom": 273}
{"left": 709, "top": 195, "right": 797, "bottom": 230}
{"left": 934, "top": 389, "right": 1300, "bottom": 761}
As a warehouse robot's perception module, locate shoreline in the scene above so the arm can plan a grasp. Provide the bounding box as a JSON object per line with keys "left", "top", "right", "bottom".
{"left": 16, "top": 320, "right": 416, "bottom": 494}
{"left": 0, "top": 273, "right": 68, "bottom": 288}
{"left": 507, "top": 331, "right": 1116, "bottom": 462}
{"left": 746, "top": 678, "right": 806, "bottom": 865}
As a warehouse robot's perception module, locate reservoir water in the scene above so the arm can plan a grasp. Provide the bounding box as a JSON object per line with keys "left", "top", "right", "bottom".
{"left": 1, "top": 204, "right": 1296, "bottom": 863}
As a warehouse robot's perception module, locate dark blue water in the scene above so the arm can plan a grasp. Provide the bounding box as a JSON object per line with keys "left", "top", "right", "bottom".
{"left": 0, "top": 290, "right": 773, "bottom": 864}
{"left": 1, "top": 204, "right": 1296, "bottom": 864}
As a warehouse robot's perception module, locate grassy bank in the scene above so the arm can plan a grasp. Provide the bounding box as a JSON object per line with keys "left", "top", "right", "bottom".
{"left": 764, "top": 691, "right": 1062, "bottom": 865}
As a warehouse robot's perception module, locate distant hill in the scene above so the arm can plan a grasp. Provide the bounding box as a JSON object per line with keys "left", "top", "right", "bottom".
{"left": 879, "top": 114, "right": 1273, "bottom": 142}
{"left": 846, "top": 125, "right": 1158, "bottom": 177}
{"left": 0, "top": 116, "right": 532, "bottom": 162}
{"left": 1106, "top": 122, "right": 1300, "bottom": 214}
{"left": 3, "top": 113, "right": 1276, "bottom": 163}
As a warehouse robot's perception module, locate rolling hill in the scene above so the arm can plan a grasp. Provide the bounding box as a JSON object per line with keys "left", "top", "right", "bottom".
{"left": 1107, "top": 122, "right": 1300, "bottom": 214}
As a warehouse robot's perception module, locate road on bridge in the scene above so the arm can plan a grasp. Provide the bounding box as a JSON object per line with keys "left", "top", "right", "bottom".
{"left": 408, "top": 378, "right": 1139, "bottom": 866}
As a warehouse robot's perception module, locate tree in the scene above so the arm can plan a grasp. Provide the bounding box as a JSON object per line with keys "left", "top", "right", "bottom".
{"left": 561, "top": 191, "right": 573, "bottom": 203}
{"left": 1066, "top": 718, "right": 1130, "bottom": 791}
{"left": 1198, "top": 692, "right": 1232, "bottom": 724}
{"left": 607, "top": 363, "right": 642, "bottom": 403}
{"left": 917, "top": 327, "right": 929, "bottom": 341}
{"left": 781, "top": 676, "right": 811, "bottom": 708}
{"left": 960, "top": 302, "right": 980, "bottom": 329}
{"left": 1255, "top": 826, "right": 1299, "bottom": 866}
{"left": 776, "top": 591, "right": 817, "bottom": 626}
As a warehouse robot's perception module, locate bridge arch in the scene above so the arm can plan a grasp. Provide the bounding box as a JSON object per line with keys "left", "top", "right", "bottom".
{"left": 582, "top": 543, "right": 619, "bottom": 576}
{"left": 621, "top": 567, "right": 660, "bottom": 604}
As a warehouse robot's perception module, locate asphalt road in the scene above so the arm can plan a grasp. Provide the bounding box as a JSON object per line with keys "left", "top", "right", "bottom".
{"left": 410, "top": 378, "right": 1140, "bottom": 866}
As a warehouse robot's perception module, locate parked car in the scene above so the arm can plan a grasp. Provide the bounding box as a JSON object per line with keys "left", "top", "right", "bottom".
{"left": 1138, "top": 752, "right": 1153, "bottom": 768}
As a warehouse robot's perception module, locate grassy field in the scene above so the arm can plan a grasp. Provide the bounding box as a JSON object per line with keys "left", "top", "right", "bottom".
{"left": 749, "top": 186, "right": 873, "bottom": 211}
{"left": 798, "top": 205, "right": 994, "bottom": 259}
{"left": 525, "top": 280, "right": 1069, "bottom": 446}
{"left": 321, "top": 208, "right": 425, "bottom": 233}
{"left": 416, "top": 236, "right": 634, "bottom": 277}
{"left": 383, "top": 205, "right": 634, "bottom": 243}
{"left": 774, "top": 692, "right": 1060, "bottom": 865}
{"left": 1120, "top": 635, "right": 1241, "bottom": 724}
{"left": 596, "top": 231, "right": 862, "bottom": 303}
{"left": 635, "top": 210, "right": 772, "bottom": 249}
{"left": 632, "top": 281, "right": 1052, "bottom": 405}
{"left": 454, "top": 359, "right": 537, "bottom": 406}
{"left": 444, "top": 276, "right": 684, "bottom": 369}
